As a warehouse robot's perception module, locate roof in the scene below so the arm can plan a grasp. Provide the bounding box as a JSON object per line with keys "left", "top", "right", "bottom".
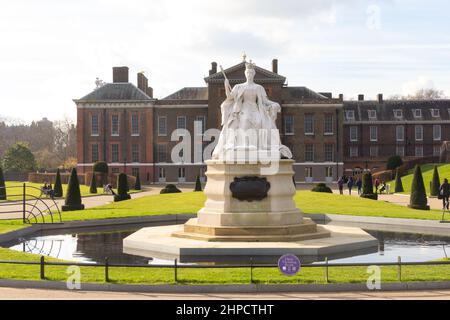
{"left": 77, "top": 83, "right": 152, "bottom": 102}
{"left": 282, "top": 87, "right": 330, "bottom": 102}
{"left": 163, "top": 87, "right": 208, "bottom": 100}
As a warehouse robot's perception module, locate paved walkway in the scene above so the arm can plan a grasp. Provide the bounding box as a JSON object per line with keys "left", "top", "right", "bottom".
{"left": 1, "top": 287, "right": 450, "bottom": 300}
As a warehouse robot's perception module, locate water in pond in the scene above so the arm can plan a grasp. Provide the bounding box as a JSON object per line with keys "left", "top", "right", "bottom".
{"left": 4, "top": 226, "right": 450, "bottom": 265}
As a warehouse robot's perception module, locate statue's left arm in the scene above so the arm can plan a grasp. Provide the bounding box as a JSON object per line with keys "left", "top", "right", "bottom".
{"left": 258, "top": 85, "right": 280, "bottom": 120}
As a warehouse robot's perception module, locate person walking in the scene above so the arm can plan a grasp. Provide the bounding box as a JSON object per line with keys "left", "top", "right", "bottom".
{"left": 347, "top": 176, "right": 354, "bottom": 195}
{"left": 337, "top": 177, "right": 344, "bottom": 195}
{"left": 374, "top": 178, "right": 380, "bottom": 194}
{"left": 356, "top": 177, "right": 363, "bottom": 195}
{"left": 439, "top": 178, "right": 450, "bottom": 210}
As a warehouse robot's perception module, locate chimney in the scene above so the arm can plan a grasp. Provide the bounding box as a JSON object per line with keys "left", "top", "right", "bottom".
{"left": 358, "top": 94, "right": 365, "bottom": 101}
{"left": 113, "top": 66, "right": 129, "bottom": 83}
{"left": 272, "top": 59, "right": 278, "bottom": 74}
{"left": 137, "top": 72, "right": 153, "bottom": 98}
{"left": 377, "top": 93, "right": 383, "bottom": 103}
{"left": 339, "top": 94, "right": 344, "bottom": 101}
{"left": 209, "top": 62, "right": 218, "bottom": 75}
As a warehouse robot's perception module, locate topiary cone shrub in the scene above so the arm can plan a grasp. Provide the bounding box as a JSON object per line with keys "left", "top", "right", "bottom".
{"left": 194, "top": 175, "right": 202, "bottom": 192}
{"left": 360, "top": 172, "right": 378, "bottom": 200}
{"left": 160, "top": 184, "right": 182, "bottom": 194}
{"left": 53, "top": 168, "right": 63, "bottom": 198}
{"left": 394, "top": 168, "right": 404, "bottom": 193}
{"left": 430, "top": 165, "right": 441, "bottom": 198}
{"left": 0, "top": 167, "right": 6, "bottom": 201}
{"left": 114, "top": 173, "right": 131, "bottom": 202}
{"left": 62, "top": 168, "right": 84, "bottom": 211}
{"left": 134, "top": 172, "right": 141, "bottom": 191}
{"left": 408, "top": 165, "right": 430, "bottom": 210}
{"left": 90, "top": 172, "right": 97, "bottom": 194}
{"left": 311, "top": 183, "right": 333, "bottom": 193}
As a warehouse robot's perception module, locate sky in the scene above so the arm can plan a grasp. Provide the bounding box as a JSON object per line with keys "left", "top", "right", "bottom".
{"left": 1, "top": 0, "right": 450, "bottom": 123}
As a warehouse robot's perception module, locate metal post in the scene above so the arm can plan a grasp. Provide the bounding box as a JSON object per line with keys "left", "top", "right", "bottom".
{"left": 325, "top": 257, "right": 329, "bottom": 283}
{"left": 22, "top": 183, "right": 26, "bottom": 224}
{"left": 40, "top": 256, "right": 45, "bottom": 280}
{"left": 174, "top": 259, "right": 178, "bottom": 283}
{"left": 105, "top": 257, "right": 109, "bottom": 283}
{"left": 397, "top": 256, "right": 402, "bottom": 282}
{"left": 250, "top": 258, "right": 253, "bottom": 284}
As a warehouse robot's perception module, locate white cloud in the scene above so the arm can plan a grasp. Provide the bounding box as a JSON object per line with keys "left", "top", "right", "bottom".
{"left": 402, "top": 76, "right": 436, "bottom": 96}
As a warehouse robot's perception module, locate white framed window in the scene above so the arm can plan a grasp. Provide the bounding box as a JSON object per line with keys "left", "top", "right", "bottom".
{"left": 158, "top": 167, "right": 166, "bottom": 183}
{"left": 131, "top": 144, "right": 139, "bottom": 163}
{"left": 415, "top": 125, "right": 423, "bottom": 141}
{"left": 195, "top": 116, "right": 206, "bottom": 135}
{"left": 91, "top": 114, "right": 99, "bottom": 136}
{"left": 178, "top": 167, "right": 186, "bottom": 183}
{"left": 111, "top": 144, "right": 119, "bottom": 163}
{"left": 91, "top": 144, "right": 99, "bottom": 163}
{"left": 396, "top": 125, "right": 405, "bottom": 142}
{"left": 325, "top": 167, "right": 333, "bottom": 178}
{"left": 413, "top": 109, "right": 422, "bottom": 118}
{"left": 132, "top": 168, "right": 139, "bottom": 177}
{"left": 284, "top": 115, "right": 294, "bottom": 135}
{"left": 431, "top": 109, "right": 440, "bottom": 118}
{"left": 111, "top": 115, "right": 119, "bottom": 136}
{"left": 131, "top": 114, "right": 139, "bottom": 136}
{"left": 158, "top": 116, "right": 167, "bottom": 136}
{"left": 396, "top": 145, "right": 405, "bottom": 157}
{"left": 433, "top": 125, "right": 442, "bottom": 141}
{"left": 434, "top": 145, "right": 441, "bottom": 157}
{"left": 157, "top": 144, "right": 167, "bottom": 163}
{"left": 324, "top": 114, "right": 334, "bottom": 135}
{"left": 305, "top": 144, "right": 314, "bottom": 162}
{"left": 350, "top": 146, "right": 359, "bottom": 158}
{"left": 370, "top": 146, "right": 379, "bottom": 157}
{"left": 324, "top": 144, "right": 334, "bottom": 162}
{"left": 345, "top": 110, "right": 355, "bottom": 121}
{"left": 415, "top": 146, "right": 423, "bottom": 157}
{"left": 177, "top": 116, "right": 187, "bottom": 130}
{"left": 370, "top": 126, "right": 378, "bottom": 142}
{"left": 350, "top": 126, "right": 358, "bottom": 142}
{"left": 304, "top": 114, "right": 314, "bottom": 135}
{"left": 393, "top": 109, "right": 403, "bottom": 119}
{"left": 368, "top": 110, "right": 377, "bottom": 121}
{"left": 305, "top": 167, "right": 313, "bottom": 183}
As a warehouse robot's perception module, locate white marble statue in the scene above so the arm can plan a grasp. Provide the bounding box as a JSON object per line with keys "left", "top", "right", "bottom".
{"left": 212, "top": 60, "right": 293, "bottom": 160}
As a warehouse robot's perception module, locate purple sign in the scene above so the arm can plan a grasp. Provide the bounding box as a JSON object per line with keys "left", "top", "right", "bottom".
{"left": 278, "top": 254, "right": 301, "bottom": 276}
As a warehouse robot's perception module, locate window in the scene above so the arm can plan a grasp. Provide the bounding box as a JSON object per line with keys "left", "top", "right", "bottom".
{"left": 415, "top": 146, "right": 423, "bottom": 157}
{"left": 324, "top": 114, "right": 334, "bottom": 135}
{"left": 178, "top": 167, "right": 186, "bottom": 179}
{"left": 396, "top": 145, "right": 405, "bottom": 157}
{"left": 434, "top": 145, "right": 441, "bottom": 157}
{"left": 195, "top": 116, "right": 206, "bottom": 135}
{"left": 350, "top": 146, "right": 359, "bottom": 158}
{"left": 305, "top": 167, "right": 313, "bottom": 178}
{"left": 177, "top": 116, "right": 186, "bottom": 130}
{"left": 433, "top": 125, "right": 442, "bottom": 141}
{"left": 350, "top": 126, "right": 358, "bottom": 142}
{"left": 111, "top": 115, "right": 119, "bottom": 136}
{"left": 305, "top": 144, "right": 314, "bottom": 162}
{"left": 415, "top": 125, "right": 423, "bottom": 141}
{"left": 325, "top": 167, "right": 333, "bottom": 178}
{"left": 111, "top": 144, "right": 119, "bottom": 163}
{"left": 91, "top": 114, "right": 99, "bottom": 136}
{"left": 131, "top": 144, "right": 139, "bottom": 163}
{"left": 431, "top": 109, "right": 440, "bottom": 118}
{"left": 157, "top": 144, "right": 167, "bottom": 163}
{"left": 158, "top": 116, "right": 167, "bottom": 136}
{"left": 158, "top": 168, "right": 166, "bottom": 179}
{"left": 393, "top": 109, "right": 403, "bottom": 119}
{"left": 345, "top": 110, "right": 355, "bottom": 121}
{"left": 132, "top": 168, "right": 139, "bottom": 177}
{"left": 370, "top": 146, "right": 379, "bottom": 157}
{"left": 131, "top": 114, "right": 139, "bottom": 136}
{"left": 370, "top": 126, "right": 378, "bottom": 142}
{"left": 111, "top": 168, "right": 119, "bottom": 174}
{"left": 368, "top": 110, "right": 377, "bottom": 121}
{"left": 91, "top": 144, "right": 99, "bottom": 163}
{"left": 284, "top": 115, "right": 294, "bottom": 135}
{"left": 324, "top": 144, "right": 334, "bottom": 162}
{"left": 304, "top": 114, "right": 314, "bottom": 135}
{"left": 396, "top": 126, "right": 405, "bottom": 142}
{"left": 413, "top": 109, "right": 422, "bottom": 118}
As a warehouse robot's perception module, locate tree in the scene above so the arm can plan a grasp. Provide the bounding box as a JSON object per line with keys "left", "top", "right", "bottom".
{"left": 430, "top": 165, "right": 441, "bottom": 198}
{"left": 194, "top": 175, "right": 202, "bottom": 192}
{"left": 160, "top": 184, "right": 182, "bottom": 194}
{"left": 408, "top": 165, "right": 430, "bottom": 210}
{"left": 93, "top": 161, "right": 109, "bottom": 173}
{"left": 390, "top": 88, "right": 446, "bottom": 101}
{"left": 394, "top": 169, "right": 404, "bottom": 193}
{"left": 360, "top": 172, "right": 378, "bottom": 200}
{"left": 387, "top": 155, "right": 403, "bottom": 170}
{"left": 2, "top": 142, "right": 36, "bottom": 172}
{"left": 62, "top": 168, "right": 84, "bottom": 211}
{"left": 53, "top": 168, "right": 63, "bottom": 198}
{"left": 311, "top": 183, "right": 333, "bottom": 193}
{"left": 114, "top": 173, "right": 131, "bottom": 202}
{"left": 134, "top": 172, "right": 141, "bottom": 191}
{"left": 0, "top": 166, "right": 6, "bottom": 200}
{"left": 90, "top": 173, "right": 97, "bottom": 194}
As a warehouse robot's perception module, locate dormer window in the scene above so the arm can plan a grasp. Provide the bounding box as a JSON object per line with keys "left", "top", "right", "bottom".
{"left": 413, "top": 109, "right": 422, "bottom": 118}
{"left": 368, "top": 110, "right": 377, "bottom": 121}
{"left": 393, "top": 109, "right": 403, "bottom": 119}
{"left": 431, "top": 109, "right": 440, "bottom": 118}
{"left": 345, "top": 110, "right": 355, "bottom": 121}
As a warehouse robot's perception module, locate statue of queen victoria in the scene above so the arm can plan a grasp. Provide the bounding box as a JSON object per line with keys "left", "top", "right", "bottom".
{"left": 212, "top": 60, "right": 293, "bottom": 161}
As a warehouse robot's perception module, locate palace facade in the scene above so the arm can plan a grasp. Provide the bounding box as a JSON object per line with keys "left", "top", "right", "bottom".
{"left": 75, "top": 59, "right": 449, "bottom": 184}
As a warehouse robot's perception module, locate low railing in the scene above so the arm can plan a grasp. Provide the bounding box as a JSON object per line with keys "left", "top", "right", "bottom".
{"left": 1, "top": 256, "right": 449, "bottom": 284}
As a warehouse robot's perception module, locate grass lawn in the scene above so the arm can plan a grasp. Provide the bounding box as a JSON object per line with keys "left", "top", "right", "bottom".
{"left": 389, "top": 164, "right": 450, "bottom": 195}
{"left": 0, "top": 247, "right": 450, "bottom": 284}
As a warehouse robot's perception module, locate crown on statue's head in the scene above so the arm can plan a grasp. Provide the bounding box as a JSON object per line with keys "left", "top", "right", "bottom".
{"left": 245, "top": 60, "right": 256, "bottom": 70}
